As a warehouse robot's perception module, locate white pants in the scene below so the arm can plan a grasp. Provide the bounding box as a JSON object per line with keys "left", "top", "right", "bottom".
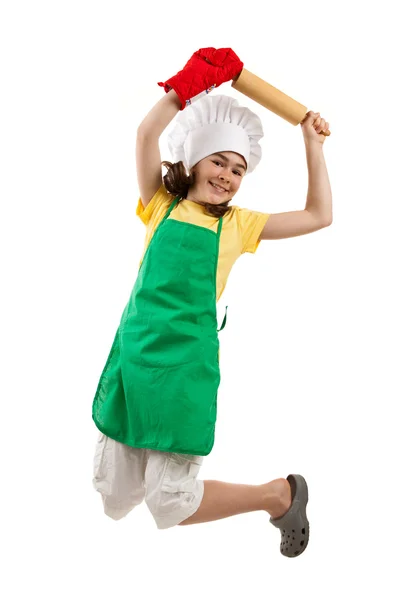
{"left": 93, "top": 433, "right": 205, "bottom": 529}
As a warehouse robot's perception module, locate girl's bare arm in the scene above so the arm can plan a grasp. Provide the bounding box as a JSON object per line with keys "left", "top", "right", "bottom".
{"left": 260, "top": 143, "right": 332, "bottom": 240}
{"left": 136, "top": 90, "right": 181, "bottom": 207}
{"left": 260, "top": 113, "right": 332, "bottom": 240}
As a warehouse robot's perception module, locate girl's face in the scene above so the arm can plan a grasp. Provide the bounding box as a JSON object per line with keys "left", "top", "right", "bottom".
{"left": 187, "top": 151, "right": 247, "bottom": 206}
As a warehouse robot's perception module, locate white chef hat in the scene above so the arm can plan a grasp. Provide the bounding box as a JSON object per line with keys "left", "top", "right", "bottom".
{"left": 167, "top": 94, "right": 263, "bottom": 174}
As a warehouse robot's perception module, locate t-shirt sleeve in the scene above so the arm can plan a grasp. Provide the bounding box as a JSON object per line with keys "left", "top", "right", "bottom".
{"left": 136, "top": 184, "right": 172, "bottom": 226}
{"left": 236, "top": 207, "right": 270, "bottom": 254}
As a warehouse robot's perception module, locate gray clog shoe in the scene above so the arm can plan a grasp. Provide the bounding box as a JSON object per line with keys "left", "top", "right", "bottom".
{"left": 269, "top": 474, "right": 309, "bottom": 558}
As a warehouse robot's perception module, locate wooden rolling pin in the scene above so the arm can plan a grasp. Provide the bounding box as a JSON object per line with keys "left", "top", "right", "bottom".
{"left": 232, "top": 69, "right": 330, "bottom": 136}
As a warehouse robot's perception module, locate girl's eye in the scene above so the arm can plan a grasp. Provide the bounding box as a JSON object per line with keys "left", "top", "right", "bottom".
{"left": 213, "top": 160, "right": 242, "bottom": 176}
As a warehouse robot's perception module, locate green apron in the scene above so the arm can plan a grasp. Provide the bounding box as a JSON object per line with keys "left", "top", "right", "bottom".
{"left": 92, "top": 197, "right": 227, "bottom": 456}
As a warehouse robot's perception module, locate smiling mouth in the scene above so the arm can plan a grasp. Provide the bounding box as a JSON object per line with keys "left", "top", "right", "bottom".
{"left": 209, "top": 182, "right": 227, "bottom": 193}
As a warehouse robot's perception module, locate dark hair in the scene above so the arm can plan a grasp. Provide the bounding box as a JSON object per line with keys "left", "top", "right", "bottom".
{"left": 161, "top": 161, "right": 232, "bottom": 218}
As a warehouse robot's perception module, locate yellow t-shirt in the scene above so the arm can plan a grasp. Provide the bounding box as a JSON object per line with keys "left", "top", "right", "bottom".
{"left": 136, "top": 184, "right": 270, "bottom": 302}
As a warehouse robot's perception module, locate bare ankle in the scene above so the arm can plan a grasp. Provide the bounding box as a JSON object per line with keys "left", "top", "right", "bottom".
{"left": 262, "top": 478, "right": 292, "bottom": 519}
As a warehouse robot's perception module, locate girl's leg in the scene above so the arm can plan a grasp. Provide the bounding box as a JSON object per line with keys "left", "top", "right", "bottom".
{"left": 179, "top": 478, "right": 291, "bottom": 525}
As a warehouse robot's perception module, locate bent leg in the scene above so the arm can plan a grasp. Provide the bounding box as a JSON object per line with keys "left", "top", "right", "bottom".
{"left": 179, "top": 478, "right": 291, "bottom": 525}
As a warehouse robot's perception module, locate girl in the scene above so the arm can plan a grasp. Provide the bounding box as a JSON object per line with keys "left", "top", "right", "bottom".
{"left": 92, "top": 48, "right": 332, "bottom": 558}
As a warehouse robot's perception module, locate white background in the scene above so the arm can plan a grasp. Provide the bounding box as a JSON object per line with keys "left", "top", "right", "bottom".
{"left": 1, "top": 1, "right": 397, "bottom": 598}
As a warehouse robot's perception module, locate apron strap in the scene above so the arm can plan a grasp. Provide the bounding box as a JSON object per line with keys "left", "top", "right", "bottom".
{"left": 163, "top": 196, "right": 180, "bottom": 221}
{"left": 216, "top": 216, "right": 223, "bottom": 238}
{"left": 217, "top": 305, "right": 228, "bottom": 332}
{"left": 215, "top": 217, "right": 226, "bottom": 332}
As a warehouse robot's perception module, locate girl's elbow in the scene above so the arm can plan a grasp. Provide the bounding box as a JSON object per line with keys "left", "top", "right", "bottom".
{"left": 320, "top": 215, "right": 333, "bottom": 228}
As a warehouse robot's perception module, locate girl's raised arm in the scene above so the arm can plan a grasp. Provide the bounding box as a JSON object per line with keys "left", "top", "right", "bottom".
{"left": 136, "top": 90, "right": 180, "bottom": 207}
{"left": 259, "top": 112, "right": 332, "bottom": 240}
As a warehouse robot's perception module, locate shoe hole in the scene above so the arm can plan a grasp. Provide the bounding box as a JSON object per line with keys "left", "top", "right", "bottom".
{"left": 300, "top": 541, "right": 304, "bottom": 546}
{"left": 302, "top": 528, "right": 305, "bottom": 535}
{"left": 292, "top": 529, "right": 295, "bottom": 533}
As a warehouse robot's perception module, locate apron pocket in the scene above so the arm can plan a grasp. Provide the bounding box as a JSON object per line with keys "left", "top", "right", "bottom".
{"left": 120, "top": 317, "right": 210, "bottom": 368}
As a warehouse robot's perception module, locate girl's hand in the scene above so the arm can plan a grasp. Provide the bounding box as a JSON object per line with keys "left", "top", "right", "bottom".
{"left": 158, "top": 47, "right": 243, "bottom": 110}
{"left": 300, "top": 111, "right": 330, "bottom": 145}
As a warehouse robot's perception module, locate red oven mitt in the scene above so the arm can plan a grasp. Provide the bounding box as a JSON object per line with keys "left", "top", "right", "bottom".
{"left": 158, "top": 47, "right": 244, "bottom": 110}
